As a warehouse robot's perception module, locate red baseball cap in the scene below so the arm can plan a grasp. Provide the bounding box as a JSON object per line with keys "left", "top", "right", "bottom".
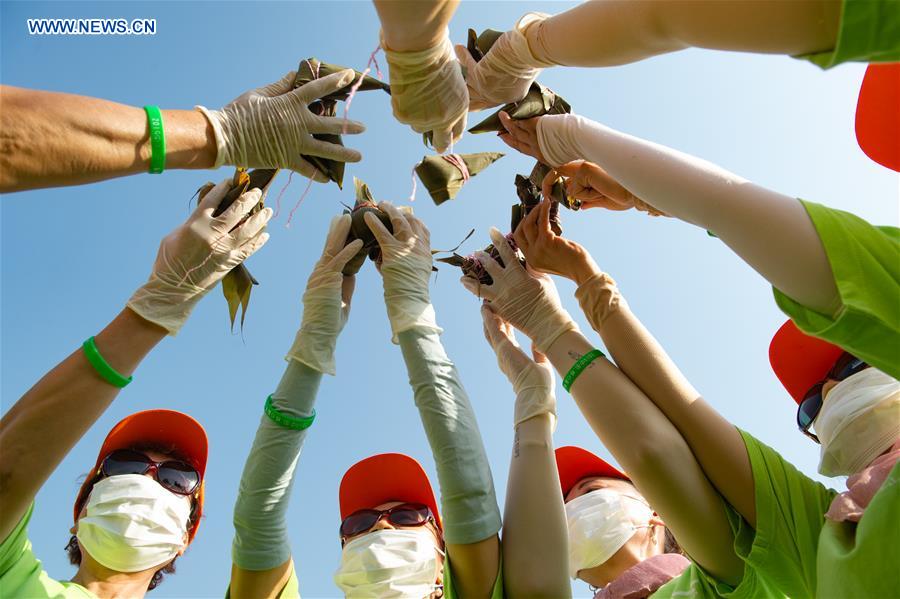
{"left": 769, "top": 320, "right": 845, "bottom": 404}
{"left": 555, "top": 445, "right": 628, "bottom": 498}
{"left": 73, "top": 409, "right": 209, "bottom": 542}
{"left": 339, "top": 453, "right": 442, "bottom": 530}
{"left": 855, "top": 63, "right": 900, "bottom": 172}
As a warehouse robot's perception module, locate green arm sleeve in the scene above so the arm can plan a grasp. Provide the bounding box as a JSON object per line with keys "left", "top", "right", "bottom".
{"left": 231, "top": 360, "right": 322, "bottom": 570}
{"left": 397, "top": 328, "right": 502, "bottom": 545}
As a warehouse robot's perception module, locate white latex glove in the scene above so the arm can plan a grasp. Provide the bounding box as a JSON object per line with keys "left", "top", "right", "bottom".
{"left": 383, "top": 30, "right": 468, "bottom": 153}
{"left": 128, "top": 179, "right": 272, "bottom": 335}
{"left": 481, "top": 304, "right": 557, "bottom": 428}
{"left": 460, "top": 227, "right": 578, "bottom": 353}
{"left": 286, "top": 214, "right": 364, "bottom": 375}
{"left": 197, "top": 70, "right": 365, "bottom": 181}
{"left": 455, "top": 13, "right": 554, "bottom": 111}
{"left": 364, "top": 202, "right": 441, "bottom": 343}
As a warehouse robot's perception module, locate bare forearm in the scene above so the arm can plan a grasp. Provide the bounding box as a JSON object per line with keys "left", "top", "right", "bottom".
{"left": 528, "top": 0, "right": 839, "bottom": 67}
{"left": 544, "top": 330, "right": 744, "bottom": 584}
{"left": 0, "top": 308, "right": 165, "bottom": 539}
{"left": 540, "top": 115, "right": 840, "bottom": 315}
{"left": 374, "top": 0, "right": 459, "bottom": 51}
{"left": 0, "top": 86, "right": 216, "bottom": 192}
{"left": 596, "top": 302, "right": 757, "bottom": 525}
{"left": 502, "top": 414, "right": 570, "bottom": 598}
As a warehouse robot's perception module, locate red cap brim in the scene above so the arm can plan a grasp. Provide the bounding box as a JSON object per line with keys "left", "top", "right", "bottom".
{"left": 856, "top": 63, "right": 900, "bottom": 172}
{"left": 339, "top": 453, "right": 442, "bottom": 530}
{"left": 73, "top": 409, "right": 208, "bottom": 542}
{"left": 555, "top": 446, "right": 628, "bottom": 498}
{"left": 769, "top": 320, "right": 845, "bottom": 404}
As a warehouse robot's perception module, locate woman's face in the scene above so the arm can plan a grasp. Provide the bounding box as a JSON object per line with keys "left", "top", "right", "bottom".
{"left": 565, "top": 476, "right": 665, "bottom": 587}
{"left": 340, "top": 501, "right": 445, "bottom": 597}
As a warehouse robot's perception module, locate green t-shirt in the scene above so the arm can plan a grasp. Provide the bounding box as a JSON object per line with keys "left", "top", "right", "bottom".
{"left": 795, "top": 0, "right": 900, "bottom": 68}
{"left": 737, "top": 429, "right": 900, "bottom": 598}
{"left": 230, "top": 555, "right": 502, "bottom": 598}
{"left": 773, "top": 200, "right": 900, "bottom": 380}
{"left": 0, "top": 503, "right": 96, "bottom": 598}
{"left": 652, "top": 502, "right": 787, "bottom": 599}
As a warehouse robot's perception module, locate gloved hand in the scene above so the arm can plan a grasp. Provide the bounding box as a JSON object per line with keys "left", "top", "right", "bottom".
{"left": 481, "top": 304, "right": 557, "bottom": 428}
{"left": 197, "top": 70, "right": 365, "bottom": 180}
{"left": 383, "top": 30, "right": 468, "bottom": 153}
{"left": 286, "top": 214, "right": 364, "bottom": 375}
{"left": 455, "top": 13, "right": 553, "bottom": 111}
{"left": 128, "top": 179, "right": 272, "bottom": 335}
{"left": 364, "top": 202, "right": 441, "bottom": 343}
{"left": 460, "top": 227, "right": 578, "bottom": 353}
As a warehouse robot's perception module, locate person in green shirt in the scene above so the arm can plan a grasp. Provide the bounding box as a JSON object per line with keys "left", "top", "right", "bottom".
{"left": 497, "top": 111, "right": 900, "bottom": 379}
{"left": 0, "top": 178, "right": 271, "bottom": 597}
{"left": 226, "top": 205, "right": 502, "bottom": 598}
{"left": 479, "top": 197, "right": 899, "bottom": 598}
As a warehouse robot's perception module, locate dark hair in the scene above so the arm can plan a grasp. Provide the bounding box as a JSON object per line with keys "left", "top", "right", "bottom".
{"left": 66, "top": 443, "right": 199, "bottom": 591}
{"left": 663, "top": 526, "right": 685, "bottom": 556}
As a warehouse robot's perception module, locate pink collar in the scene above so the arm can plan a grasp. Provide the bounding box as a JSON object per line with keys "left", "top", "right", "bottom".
{"left": 593, "top": 554, "right": 691, "bottom": 599}
{"left": 825, "top": 439, "right": 900, "bottom": 523}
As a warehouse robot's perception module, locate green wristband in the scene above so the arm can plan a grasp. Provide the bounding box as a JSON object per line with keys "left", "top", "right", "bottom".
{"left": 264, "top": 395, "right": 316, "bottom": 430}
{"left": 563, "top": 348, "right": 604, "bottom": 393}
{"left": 82, "top": 337, "right": 133, "bottom": 388}
{"left": 143, "top": 105, "right": 165, "bottom": 174}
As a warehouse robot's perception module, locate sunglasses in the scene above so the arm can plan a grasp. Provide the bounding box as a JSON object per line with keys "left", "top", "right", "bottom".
{"left": 340, "top": 502, "right": 435, "bottom": 541}
{"left": 797, "top": 353, "right": 869, "bottom": 443}
{"left": 100, "top": 448, "right": 201, "bottom": 495}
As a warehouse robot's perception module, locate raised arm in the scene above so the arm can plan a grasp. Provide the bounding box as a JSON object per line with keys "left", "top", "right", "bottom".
{"left": 365, "top": 203, "right": 501, "bottom": 598}
{"left": 514, "top": 200, "right": 756, "bottom": 524}
{"left": 460, "top": 0, "right": 844, "bottom": 110}
{"left": 0, "top": 179, "right": 271, "bottom": 541}
{"left": 480, "top": 306, "right": 570, "bottom": 598}
{"left": 499, "top": 112, "right": 841, "bottom": 318}
{"left": 230, "top": 216, "right": 362, "bottom": 598}
{"left": 373, "top": 0, "right": 467, "bottom": 152}
{"left": 0, "top": 71, "right": 363, "bottom": 192}
{"left": 462, "top": 226, "right": 746, "bottom": 585}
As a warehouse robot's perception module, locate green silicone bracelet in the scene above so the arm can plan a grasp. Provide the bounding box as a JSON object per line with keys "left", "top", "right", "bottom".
{"left": 82, "top": 337, "right": 133, "bottom": 388}
{"left": 563, "top": 348, "right": 604, "bottom": 393}
{"left": 143, "top": 105, "right": 165, "bottom": 174}
{"left": 264, "top": 395, "right": 316, "bottom": 431}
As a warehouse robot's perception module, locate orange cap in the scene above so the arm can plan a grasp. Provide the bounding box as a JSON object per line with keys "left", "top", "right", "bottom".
{"left": 339, "top": 453, "right": 442, "bottom": 530}
{"left": 856, "top": 63, "right": 900, "bottom": 172}
{"left": 73, "top": 409, "right": 208, "bottom": 542}
{"left": 555, "top": 446, "right": 628, "bottom": 498}
{"left": 769, "top": 320, "right": 845, "bottom": 404}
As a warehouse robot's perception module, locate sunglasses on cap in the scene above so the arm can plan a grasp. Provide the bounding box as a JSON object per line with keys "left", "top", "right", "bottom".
{"left": 340, "top": 503, "right": 436, "bottom": 542}
{"left": 797, "top": 353, "right": 869, "bottom": 443}
{"left": 100, "top": 448, "right": 201, "bottom": 495}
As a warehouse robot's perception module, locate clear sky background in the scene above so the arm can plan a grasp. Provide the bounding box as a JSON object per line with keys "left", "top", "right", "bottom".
{"left": 2, "top": 1, "right": 898, "bottom": 597}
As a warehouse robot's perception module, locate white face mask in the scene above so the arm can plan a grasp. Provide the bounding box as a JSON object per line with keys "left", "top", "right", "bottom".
{"left": 816, "top": 367, "right": 900, "bottom": 476}
{"left": 333, "top": 528, "right": 443, "bottom": 598}
{"left": 565, "top": 488, "right": 654, "bottom": 579}
{"left": 76, "top": 474, "right": 191, "bottom": 573}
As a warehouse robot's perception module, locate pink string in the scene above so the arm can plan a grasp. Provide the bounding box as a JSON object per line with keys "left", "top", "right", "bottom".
{"left": 272, "top": 171, "right": 294, "bottom": 220}
{"left": 285, "top": 169, "right": 318, "bottom": 228}
{"left": 342, "top": 45, "right": 382, "bottom": 134}
{"left": 441, "top": 154, "right": 471, "bottom": 182}
{"left": 175, "top": 230, "right": 230, "bottom": 288}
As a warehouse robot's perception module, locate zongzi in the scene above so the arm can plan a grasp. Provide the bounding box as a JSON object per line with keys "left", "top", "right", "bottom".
{"left": 342, "top": 177, "right": 393, "bottom": 276}
{"left": 469, "top": 81, "right": 571, "bottom": 134}
{"left": 414, "top": 152, "right": 505, "bottom": 205}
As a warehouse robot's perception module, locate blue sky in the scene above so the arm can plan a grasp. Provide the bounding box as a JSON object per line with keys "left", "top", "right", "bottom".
{"left": 1, "top": 1, "right": 897, "bottom": 597}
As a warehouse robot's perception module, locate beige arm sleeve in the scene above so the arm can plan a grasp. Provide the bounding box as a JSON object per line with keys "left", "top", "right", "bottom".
{"left": 539, "top": 114, "right": 841, "bottom": 316}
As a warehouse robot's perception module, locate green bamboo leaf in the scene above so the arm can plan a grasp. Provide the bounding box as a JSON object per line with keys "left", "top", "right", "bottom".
{"left": 414, "top": 152, "right": 505, "bottom": 205}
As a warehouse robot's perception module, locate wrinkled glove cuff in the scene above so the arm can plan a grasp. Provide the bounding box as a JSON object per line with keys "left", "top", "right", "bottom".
{"left": 195, "top": 106, "right": 227, "bottom": 168}
{"left": 574, "top": 272, "right": 625, "bottom": 332}
{"left": 513, "top": 367, "right": 557, "bottom": 429}
{"left": 531, "top": 306, "right": 579, "bottom": 355}
{"left": 514, "top": 12, "right": 556, "bottom": 68}
{"left": 127, "top": 280, "right": 206, "bottom": 337}
{"left": 286, "top": 329, "right": 338, "bottom": 376}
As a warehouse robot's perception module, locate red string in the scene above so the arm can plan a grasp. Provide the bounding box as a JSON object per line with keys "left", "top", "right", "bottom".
{"left": 285, "top": 169, "right": 318, "bottom": 228}
{"left": 342, "top": 45, "right": 382, "bottom": 134}
{"left": 272, "top": 171, "right": 294, "bottom": 220}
